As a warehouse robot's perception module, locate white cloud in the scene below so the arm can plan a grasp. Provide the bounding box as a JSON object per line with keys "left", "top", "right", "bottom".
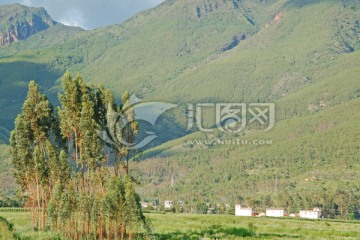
{"left": 58, "top": 8, "right": 87, "bottom": 29}
{"left": 0, "top": 0, "right": 165, "bottom": 29}
{"left": 20, "top": 0, "right": 32, "bottom": 6}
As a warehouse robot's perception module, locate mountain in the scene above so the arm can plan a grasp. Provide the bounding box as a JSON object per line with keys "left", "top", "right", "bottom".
{"left": 0, "top": 4, "right": 83, "bottom": 143}
{"left": 0, "top": 4, "right": 83, "bottom": 54}
{"left": 0, "top": 145, "right": 16, "bottom": 198}
{"left": 0, "top": 3, "right": 56, "bottom": 46}
{"left": 133, "top": 54, "right": 360, "bottom": 205}
{"left": 0, "top": 0, "right": 359, "bottom": 211}
{"left": 0, "top": 1, "right": 359, "bottom": 137}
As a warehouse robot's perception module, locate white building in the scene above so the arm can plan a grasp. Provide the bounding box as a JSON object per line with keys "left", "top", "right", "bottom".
{"left": 300, "top": 208, "right": 321, "bottom": 219}
{"left": 164, "top": 200, "right": 173, "bottom": 209}
{"left": 266, "top": 208, "right": 286, "bottom": 217}
{"left": 141, "top": 202, "right": 149, "bottom": 208}
{"left": 235, "top": 205, "right": 253, "bottom": 217}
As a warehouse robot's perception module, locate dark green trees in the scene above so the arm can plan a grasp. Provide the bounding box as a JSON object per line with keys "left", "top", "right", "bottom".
{"left": 10, "top": 73, "right": 151, "bottom": 239}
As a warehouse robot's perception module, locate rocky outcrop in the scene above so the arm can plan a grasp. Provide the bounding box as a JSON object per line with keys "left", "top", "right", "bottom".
{"left": 274, "top": 11, "right": 284, "bottom": 23}
{"left": 222, "top": 33, "right": 246, "bottom": 51}
{"left": 0, "top": 4, "right": 55, "bottom": 46}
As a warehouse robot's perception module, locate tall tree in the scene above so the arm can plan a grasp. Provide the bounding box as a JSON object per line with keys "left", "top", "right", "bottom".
{"left": 11, "top": 74, "right": 151, "bottom": 239}
{"left": 10, "top": 81, "right": 58, "bottom": 229}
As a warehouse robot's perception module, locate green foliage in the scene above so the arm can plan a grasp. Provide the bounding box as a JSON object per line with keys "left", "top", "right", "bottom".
{"left": 0, "top": 1, "right": 360, "bottom": 235}
{"left": 247, "top": 222, "right": 257, "bottom": 236}
{"left": 0, "top": 216, "right": 15, "bottom": 240}
{"left": 0, "top": 0, "right": 359, "bottom": 147}
{"left": 0, "top": 145, "right": 18, "bottom": 202}
{"left": 348, "top": 213, "right": 356, "bottom": 220}
{"left": 134, "top": 98, "right": 360, "bottom": 218}
{"left": 8, "top": 73, "right": 151, "bottom": 239}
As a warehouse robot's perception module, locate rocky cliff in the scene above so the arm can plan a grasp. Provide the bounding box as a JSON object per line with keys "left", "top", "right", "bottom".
{"left": 0, "top": 4, "right": 55, "bottom": 46}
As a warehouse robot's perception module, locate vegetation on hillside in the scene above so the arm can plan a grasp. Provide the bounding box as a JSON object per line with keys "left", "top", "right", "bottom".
{"left": 0, "top": 0, "right": 359, "bottom": 226}
{"left": 0, "top": 145, "right": 18, "bottom": 206}
{"left": 0, "top": 0, "right": 359, "bottom": 144}
{"left": 134, "top": 97, "right": 360, "bottom": 219}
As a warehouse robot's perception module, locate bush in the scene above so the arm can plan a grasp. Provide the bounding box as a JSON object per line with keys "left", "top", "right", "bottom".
{"left": 247, "top": 222, "right": 257, "bottom": 236}
{"left": 348, "top": 213, "right": 356, "bottom": 220}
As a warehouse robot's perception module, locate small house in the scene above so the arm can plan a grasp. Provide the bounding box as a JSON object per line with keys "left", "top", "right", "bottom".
{"left": 164, "top": 200, "right": 173, "bottom": 209}
{"left": 300, "top": 208, "right": 321, "bottom": 219}
{"left": 266, "top": 208, "right": 286, "bottom": 217}
{"left": 141, "top": 202, "right": 149, "bottom": 208}
{"left": 235, "top": 205, "right": 253, "bottom": 217}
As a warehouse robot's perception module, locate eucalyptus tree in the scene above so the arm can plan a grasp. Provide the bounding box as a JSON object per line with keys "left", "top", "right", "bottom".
{"left": 11, "top": 74, "right": 151, "bottom": 239}
{"left": 10, "top": 81, "right": 58, "bottom": 229}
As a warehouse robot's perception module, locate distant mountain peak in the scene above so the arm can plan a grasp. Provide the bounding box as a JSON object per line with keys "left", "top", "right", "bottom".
{"left": 0, "top": 3, "right": 55, "bottom": 46}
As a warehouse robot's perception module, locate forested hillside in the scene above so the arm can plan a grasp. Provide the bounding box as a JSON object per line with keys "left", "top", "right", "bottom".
{"left": 0, "top": 144, "right": 17, "bottom": 207}
{"left": 134, "top": 97, "right": 360, "bottom": 217}
{"left": 1, "top": 0, "right": 359, "bottom": 142}
{"left": 0, "top": 0, "right": 359, "bottom": 218}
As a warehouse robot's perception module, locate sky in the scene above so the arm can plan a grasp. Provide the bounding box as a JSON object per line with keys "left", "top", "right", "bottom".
{"left": 0, "top": 0, "right": 164, "bottom": 29}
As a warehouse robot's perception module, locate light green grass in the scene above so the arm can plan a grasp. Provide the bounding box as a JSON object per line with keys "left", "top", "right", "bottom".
{"left": 0, "top": 212, "right": 61, "bottom": 240}
{"left": 146, "top": 213, "right": 360, "bottom": 239}
{"left": 0, "top": 222, "right": 14, "bottom": 240}
{"left": 1, "top": 212, "right": 359, "bottom": 239}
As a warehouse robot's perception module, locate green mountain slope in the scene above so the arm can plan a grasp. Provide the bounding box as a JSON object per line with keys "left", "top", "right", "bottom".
{"left": 0, "top": 4, "right": 83, "bottom": 51}
{"left": 0, "top": 144, "right": 16, "bottom": 199}
{"left": 0, "top": 3, "right": 54, "bottom": 46}
{"left": 0, "top": 0, "right": 262, "bottom": 143}
{"left": 133, "top": 97, "right": 360, "bottom": 211}
{"left": 0, "top": 4, "right": 83, "bottom": 143}
{"left": 0, "top": 0, "right": 359, "bottom": 212}
{"left": 134, "top": 47, "right": 360, "bottom": 206}
{"left": 1, "top": 0, "right": 359, "bottom": 139}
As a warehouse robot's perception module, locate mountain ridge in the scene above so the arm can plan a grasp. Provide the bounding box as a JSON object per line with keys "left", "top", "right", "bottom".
{"left": 0, "top": 0, "right": 359, "bottom": 209}
{"left": 0, "top": 3, "right": 58, "bottom": 46}
{"left": 0, "top": 1, "right": 359, "bottom": 142}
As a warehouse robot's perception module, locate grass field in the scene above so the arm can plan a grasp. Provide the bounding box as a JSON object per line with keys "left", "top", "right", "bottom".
{"left": 0, "top": 211, "right": 359, "bottom": 239}
{"left": 0, "top": 220, "right": 13, "bottom": 240}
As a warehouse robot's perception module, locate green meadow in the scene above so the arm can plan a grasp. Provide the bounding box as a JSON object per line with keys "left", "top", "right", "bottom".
{"left": 1, "top": 211, "right": 359, "bottom": 239}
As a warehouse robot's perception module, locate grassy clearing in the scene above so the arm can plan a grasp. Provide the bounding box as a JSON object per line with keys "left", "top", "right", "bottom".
{"left": 2, "top": 211, "right": 358, "bottom": 239}
{"left": 0, "top": 216, "right": 14, "bottom": 240}
{"left": 146, "top": 213, "right": 360, "bottom": 239}
{"left": 0, "top": 212, "right": 61, "bottom": 240}
{"left": 0, "top": 223, "right": 14, "bottom": 240}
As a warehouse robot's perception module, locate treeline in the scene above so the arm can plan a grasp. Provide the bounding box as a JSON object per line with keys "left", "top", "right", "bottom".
{"left": 141, "top": 184, "right": 360, "bottom": 219}
{"left": 0, "top": 195, "right": 22, "bottom": 208}
{"left": 10, "top": 72, "right": 151, "bottom": 239}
